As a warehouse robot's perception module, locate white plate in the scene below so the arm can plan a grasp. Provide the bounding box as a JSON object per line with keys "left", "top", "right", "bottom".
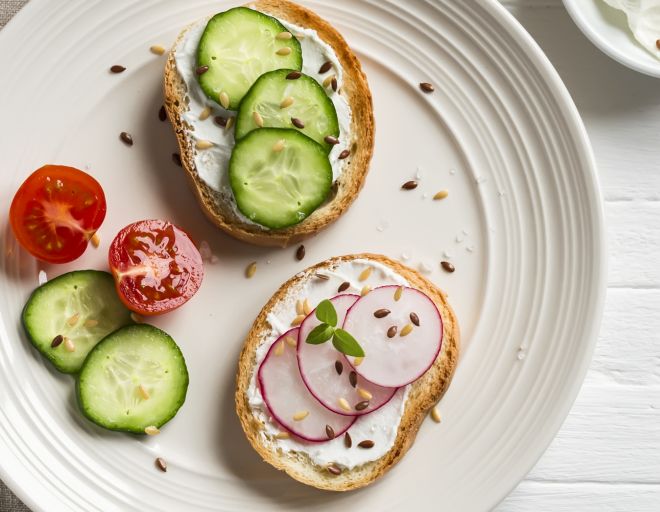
{"left": 0, "top": 1, "right": 606, "bottom": 510}
{"left": 564, "top": 0, "right": 660, "bottom": 78}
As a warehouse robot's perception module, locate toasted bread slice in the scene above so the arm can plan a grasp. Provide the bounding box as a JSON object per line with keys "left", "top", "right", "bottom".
{"left": 163, "top": 0, "right": 375, "bottom": 247}
{"left": 235, "top": 254, "right": 460, "bottom": 491}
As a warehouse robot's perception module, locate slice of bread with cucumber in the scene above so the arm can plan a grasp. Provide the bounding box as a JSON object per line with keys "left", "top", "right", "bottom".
{"left": 164, "top": 0, "right": 374, "bottom": 247}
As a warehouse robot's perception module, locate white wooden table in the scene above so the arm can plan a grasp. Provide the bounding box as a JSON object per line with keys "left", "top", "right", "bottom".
{"left": 1, "top": 1, "right": 659, "bottom": 510}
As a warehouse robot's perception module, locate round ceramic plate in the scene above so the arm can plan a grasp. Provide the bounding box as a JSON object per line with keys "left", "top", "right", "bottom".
{"left": 564, "top": 0, "right": 660, "bottom": 78}
{"left": 0, "top": 0, "right": 605, "bottom": 510}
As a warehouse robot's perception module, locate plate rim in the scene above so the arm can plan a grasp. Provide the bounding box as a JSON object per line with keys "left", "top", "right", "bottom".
{"left": 485, "top": 0, "right": 607, "bottom": 506}
{"left": 0, "top": 0, "right": 607, "bottom": 510}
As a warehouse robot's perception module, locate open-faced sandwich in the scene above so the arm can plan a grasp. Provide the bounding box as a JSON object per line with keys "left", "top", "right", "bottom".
{"left": 164, "top": 1, "right": 375, "bottom": 247}
{"left": 235, "top": 254, "right": 460, "bottom": 490}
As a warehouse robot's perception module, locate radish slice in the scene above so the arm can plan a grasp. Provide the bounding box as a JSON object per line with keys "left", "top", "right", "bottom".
{"left": 258, "top": 328, "right": 355, "bottom": 442}
{"left": 297, "top": 295, "right": 398, "bottom": 416}
{"left": 343, "top": 286, "right": 443, "bottom": 388}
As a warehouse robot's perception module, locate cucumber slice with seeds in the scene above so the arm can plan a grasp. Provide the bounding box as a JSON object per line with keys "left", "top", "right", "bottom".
{"left": 77, "top": 324, "right": 189, "bottom": 433}
{"left": 197, "top": 7, "right": 302, "bottom": 110}
{"left": 22, "top": 270, "right": 133, "bottom": 373}
{"left": 229, "top": 128, "right": 332, "bottom": 229}
{"left": 235, "top": 69, "right": 339, "bottom": 151}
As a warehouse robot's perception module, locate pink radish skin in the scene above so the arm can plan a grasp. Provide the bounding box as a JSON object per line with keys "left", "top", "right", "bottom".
{"left": 258, "top": 328, "right": 355, "bottom": 442}
{"left": 297, "top": 294, "right": 398, "bottom": 416}
{"left": 343, "top": 286, "right": 443, "bottom": 388}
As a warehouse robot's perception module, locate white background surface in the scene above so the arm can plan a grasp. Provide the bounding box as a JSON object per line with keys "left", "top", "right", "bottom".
{"left": 0, "top": 0, "right": 657, "bottom": 510}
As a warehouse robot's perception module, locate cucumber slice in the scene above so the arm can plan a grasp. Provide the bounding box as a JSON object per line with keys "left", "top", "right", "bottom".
{"left": 228, "top": 128, "right": 332, "bottom": 229}
{"left": 22, "top": 270, "right": 133, "bottom": 374}
{"left": 197, "top": 7, "right": 302, "bottom": 110}
{"left": 77, "top": 324, "right": 189, "bottom": 433}
{"left": 235, "top": 69, "right": 339, "bottom": 151}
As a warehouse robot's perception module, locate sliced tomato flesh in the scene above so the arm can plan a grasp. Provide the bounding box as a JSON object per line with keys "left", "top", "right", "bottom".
{"left": 9, "top": 165, "right": 106, "bottom": 263}
{"left": 109, "top": 219, "right": 204, "bottom": 315}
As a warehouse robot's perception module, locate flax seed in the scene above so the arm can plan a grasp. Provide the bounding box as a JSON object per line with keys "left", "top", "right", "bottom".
{"left": 63, "top": 337, "right": 75, "bottom": 352}
{"left": 195, "top": 139, "right": 214, "bottom": 150}
{"left": 155, "top": 457, "right": 167, "bottom": 472}
{"left": 358, "top": 267, "right": 373, "bottom": 281}
{"left": 219, "top": 91, "right": 230, "bottom": 109}
{"left": 293, "top": 410, "right": 309, "bottom": 421}
{"left": 338, "top": 281, "right": 350, "bottom": 293}
{"left": 441, "top": 261, "right": 455, "bottom": 273}
{"left": 280, "top": 96, "right": 294, "bottom": 108}
{"left": 325, "top": 424, "right": 335, "bottom": 439}
{"left": 357, "top": 388, "right": 372, "bottom": 400}
{"left": 419, "top": 82, "right": 434, "bottom": 93}
{"left": 344, "top": 432, "right": 352, "bottom": 448}
{"left": 138, "top": 384, "right": 150, "bottom": 400}
{"left": 199, "top": 106, "right": 212, "bottom": 121}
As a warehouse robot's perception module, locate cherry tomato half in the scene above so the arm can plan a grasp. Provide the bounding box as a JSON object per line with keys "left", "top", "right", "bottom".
{"left": 9, "top": 165, "right": 107, "bottom": 263}
{"left": 108, "top": 219, "right": 204, "bottom": 315}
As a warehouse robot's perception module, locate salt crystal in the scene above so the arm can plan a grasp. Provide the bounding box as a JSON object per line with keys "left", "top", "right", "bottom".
{"left": 38, "top": 270, "right": 48, "bottom": 285}
{"left": 419, "top": 262, "right": 432, "bottom": 274}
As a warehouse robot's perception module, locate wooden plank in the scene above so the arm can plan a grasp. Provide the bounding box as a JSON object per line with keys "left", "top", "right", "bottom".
{"left": 525, "top": 384, "right": 660, "bottom": 483}
{"left": 606, "top": 202, "right": 660, "bottom": 288}
{"left": 586, "top": 289, "right": 660, "bottom": 386}
{"left": 498, "top": 481, "right": 660, "bottom": 512}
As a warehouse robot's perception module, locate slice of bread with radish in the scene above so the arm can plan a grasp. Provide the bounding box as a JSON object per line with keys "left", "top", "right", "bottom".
{"left": 235, "top": 254, "right": 460, "bottom": 490}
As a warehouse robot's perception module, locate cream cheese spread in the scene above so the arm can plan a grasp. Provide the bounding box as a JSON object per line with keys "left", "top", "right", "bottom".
{"left": 248, "top": 259, "right": 411, "bottom": 470}
{"left": 602, "top": 0, "right": 660, "bottom": 59}
{"left": 173, "top": 15, "right": 353, "bottom": 229}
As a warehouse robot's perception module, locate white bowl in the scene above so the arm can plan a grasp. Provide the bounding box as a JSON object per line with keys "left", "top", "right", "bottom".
{"left": 564, "top": 0, "right": 660, "bottom": 78}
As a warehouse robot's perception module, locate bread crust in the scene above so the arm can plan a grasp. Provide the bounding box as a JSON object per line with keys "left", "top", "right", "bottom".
{"left": 235, "top": 254, "right": 460, "bottom": 491}
{"left": 163, "top": 0, "right": 375, "bottom": 247}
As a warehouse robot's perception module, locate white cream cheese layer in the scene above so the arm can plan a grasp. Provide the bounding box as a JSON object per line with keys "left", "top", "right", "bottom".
{"left": 248, "top": 259, "right": 411, "bottom": 470}
{"left": 173, "top": 15, "right": 353, "bottom": 228}
{"left": 602, "top": 0, "right": 660, "bottom": 59}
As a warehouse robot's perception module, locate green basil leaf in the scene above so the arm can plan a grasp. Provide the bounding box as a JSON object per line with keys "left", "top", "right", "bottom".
{"left": 306, "top": 323, "right": 335, "bottom": 345}
{"left": 332, "top": 329, "right": 365, "bottom": 357}
{"left": 315, "top": 299, "right": 338, "bottom": 327}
